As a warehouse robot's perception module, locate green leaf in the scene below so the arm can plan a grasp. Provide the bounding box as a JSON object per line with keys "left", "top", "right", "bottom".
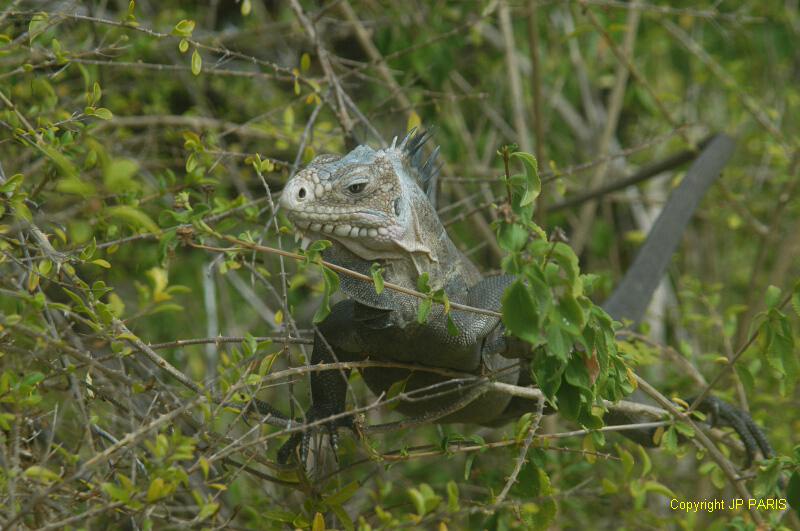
{"left": 313, "top": 266, "right": 340, "bottom": 324}
{"left": 172, "top": 19, "right": 195, "bottom": 37}
{"left": 191, "top": 49, "right": 202, "bottom": 76}
{"left": 787, "top": 471, "right": 800, "bottom": 518}
{"left": 370, "top": 263, "right": 384, "bottom": 294}
{"left": 324, "top": 481, "right": 360, "bottom": 506}
{"left": 416, "top": 272, "right": 431, "bottom": 293}
{"left": 24, "top": 465, "right": 60, "bottom": 483}
{"left": 56, "top": 177, "right": 96, "bottom": 197}
{"left": 87, "top": 81, "right": 102, "bottom": 106}
{"left": 105, "top": 205, "right": 160, "bottom": 234}
{"left": 446, "top": 481, "right": 460, "bottom": 512}
{"left": 765, "top": 285, "right": 782, "bottom": 309}
{"left": 557, "top": 294, "right": 586, "bottom": 335}
{"left": 510, "top": 151, "right": 541, "bottom": 207}
{"left": 792, "top": 286, "right": 800, "bottom": 318}
{"left": 407, "top": 487, "right": 426, "bottom": 517}
{"left": 36, "top": 142, "right": 78, "bottom": 179}
{"left": 502, "top": 280, "right": 543, "bottom": 345}
{"left": 417, "top": 297, "right": 432, "bottom": 324}
{"left": 146, "top": 477, "right": 166, "bottom": 502}
{"left": 28, "top": 13, "right": 49, "bottom": 45}
{"left": 0, "top": 173, "right": 24, "bottom": 193}
{"left": 104, "top": 158, "right": 140, "bottom": 191}
{"left": 496, "top": 222, "right": 529, "bottom": 253}
{"left": 385, "top": 376, "right": 408, "bottom": 410}
{"left": 90, "top": 107, "right": 113, "bottom": 120}
{"left": 662, "top": 426, "right": 678, "bottom": 451}
{"left": 197, "top": 502, "right": 219, "bottom": 521}
{"left": 446, "top": 314, "right": 460, "bottom": 336}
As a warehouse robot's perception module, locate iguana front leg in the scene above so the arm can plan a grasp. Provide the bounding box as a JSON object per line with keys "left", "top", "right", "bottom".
{"left": 277, "top": 301, "right": 364, "bottom": 464}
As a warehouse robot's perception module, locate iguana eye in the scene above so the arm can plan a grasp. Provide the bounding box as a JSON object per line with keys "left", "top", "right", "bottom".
{"left": 347, "top": 182, "right": 366, "bottom": 194}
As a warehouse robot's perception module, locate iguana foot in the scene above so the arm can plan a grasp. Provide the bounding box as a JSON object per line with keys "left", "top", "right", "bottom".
{"left": 277, "top": 407, "right": 354, "bottom": 466}
{"left": 690, "top": 395, "right": 773, "bottom": 469}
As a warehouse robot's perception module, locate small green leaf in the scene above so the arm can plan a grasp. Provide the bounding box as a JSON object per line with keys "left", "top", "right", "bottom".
{"left": 417, "top": 298, "right": 432, "bottom": 324}
{"left": 446, "top": 481, "right": 460, "bottom": 512}
{"left": 191, "top": 49, "right": 202, "bottom": 76}
{"left": 324, "top": 481, "right": 360, "bottom": 506}
{"left": 765, "top": 285, "right": 782, "bottom": 309}
{"left": 172, "top": 19, "right": 195, "bottom": 37}
{"left": 146, "top": 477, "right": 166, "bottom": 502}
{"left": 91, "top": 259, "right": 111, "bottom": 269}
{"left": 510, "top": 151, "right": 541, "bottom": 207}
{"left": 370, "top": 263, "right": 384, "bottom": 294}
{"left": 787, "top": 471, "right": 800, "bottom": 518}
{"left": 0, "top": 173, "right": 23, "bottom": 193}
{"left": 105, "top": 205, "right": 160, "bottom": 234}
{"left": 24, "top": 465, "right": 60, "bottom": 483}
{"left": 416, "top": 272, "right": 431, "bottom": 293}
{"left": 446, "top": 315, "right": 460, "bottom": 336}
{"left": 91, "top": 107, "right": 113, "bottom": 120}
{"left": 313, "top": 266, "right": 340, "bottom": 324}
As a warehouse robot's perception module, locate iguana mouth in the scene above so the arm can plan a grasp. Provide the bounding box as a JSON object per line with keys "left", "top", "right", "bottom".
{"left": 282, "top": 205, "right": 394, "bottom": 238}
{"left": 292, "top": 217, "right": 391, "bottom": 238}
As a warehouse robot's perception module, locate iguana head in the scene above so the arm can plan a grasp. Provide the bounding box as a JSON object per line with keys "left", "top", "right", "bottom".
{"left": 279, "top": 130, "right": 443, "bottom": 265}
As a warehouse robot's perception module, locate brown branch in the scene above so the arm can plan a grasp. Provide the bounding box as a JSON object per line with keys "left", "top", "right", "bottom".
{"left": 634, "top": 375, "right": 764, "bottom": 526}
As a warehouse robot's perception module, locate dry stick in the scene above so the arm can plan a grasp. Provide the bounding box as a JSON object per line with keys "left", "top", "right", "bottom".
{"left": 148, "top": 335, "right": 314, "bottom": 350}
{"left": 444, "top": 139, "right": 703, "bottom": 227}
{"left": 338, "top": 0, "right": 412, "bottom": 112}
{"left": 690, "top": 290, "right": 794, "bottom": 413}
{"left": 96, "top": 114, "right": 283, "bottom": 140}
{"left": 580, "top": 4, "right": 685, "bottom": 136}
{"left": 6, "top": 10, "right": 306, "bottom": 83}
{"left": 382, "top": 442, "right": 618, "bottom": 464}
{"left": 289, "top": 0, "right": 353, "bottom": 138}
{"left": 328, "top": 426, "right": 651, "bottom": 479}
{"left": 662, "top": 20, "right": 787, "bottom": 149}
{"left": 527, "top": 0, "right": 546, "bottom": 219}
{"left": 570, "top": 5, "right": 641, "bottom": 255}
{"left": 580, "top": 0, "right": 764, "bottom": 23}
{"left": 337, "top": 0, "right": 504, "bottom": 260}
{"left": 37, "top": 502, "right": 126, "bottom": 531}
{"left": 193, "top": 236, "right": 503, "bottom": 318}
{"left": 635, "top": 375, "right": 764, "bottom": 527}
{"left": 618, "top": 330, "right": 707, "bottom": 387}
{"left": 113, "top": 318, "right": 205, "bottom": 395}
{"left": 492, "top": 395, "right": 545, "bottom": 508}
{"left": 499, "top": 0, "right": 532, "bottom": 153}
{"left": 734, "top": 155, "right": 800, "bottom": 346}
{"left": 4, "top": 395, "right": 207, "bottom": 530}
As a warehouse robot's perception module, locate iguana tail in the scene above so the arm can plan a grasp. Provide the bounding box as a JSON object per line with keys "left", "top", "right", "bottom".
{"left": 602, "top": 134, "right": 735, "bottom": 323}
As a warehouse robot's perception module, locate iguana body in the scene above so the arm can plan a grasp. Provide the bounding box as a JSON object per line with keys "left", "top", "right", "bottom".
{"left": 276, "top": 131, "right": 769, "bottom": 464}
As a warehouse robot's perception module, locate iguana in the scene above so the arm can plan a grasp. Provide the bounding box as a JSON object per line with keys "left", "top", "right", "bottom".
{"left": 274, "top": 130, "right": 772, "bottom": 466}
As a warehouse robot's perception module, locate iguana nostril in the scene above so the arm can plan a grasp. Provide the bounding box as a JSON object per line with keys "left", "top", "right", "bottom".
{"left": 297, "top": 186, "right": 307, "bottom": 200}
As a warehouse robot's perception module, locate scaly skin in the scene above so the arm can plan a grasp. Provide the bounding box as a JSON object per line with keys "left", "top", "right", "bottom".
{"left": 275, "top": 130, "right": 769, "bottom": 467}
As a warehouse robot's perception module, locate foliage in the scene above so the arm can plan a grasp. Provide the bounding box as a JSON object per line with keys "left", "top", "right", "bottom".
{"left": 0, "top": 1, "right": 799, "bottom": 529}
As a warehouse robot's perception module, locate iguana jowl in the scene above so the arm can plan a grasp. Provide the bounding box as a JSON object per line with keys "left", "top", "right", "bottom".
{"left": 276, "top": 131, "right": 771, "bottom": 465}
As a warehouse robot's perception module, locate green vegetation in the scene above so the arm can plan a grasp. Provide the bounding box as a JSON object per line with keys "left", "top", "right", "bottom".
{"left": 0, "top": 1, "right": 799, "bottom": 529}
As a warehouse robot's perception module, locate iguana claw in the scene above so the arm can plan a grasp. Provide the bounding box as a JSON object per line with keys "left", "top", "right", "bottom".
{"left": 276, "top": 407, "right": 352, "bottom": 466}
